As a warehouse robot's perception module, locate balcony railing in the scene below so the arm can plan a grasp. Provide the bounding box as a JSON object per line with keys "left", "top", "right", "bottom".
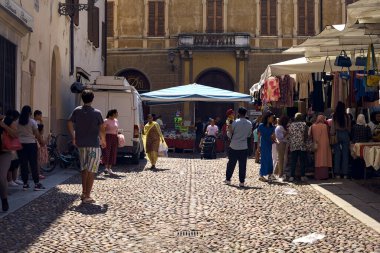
{"left": 178, "top": 33, "right": 250, "bottom": 49}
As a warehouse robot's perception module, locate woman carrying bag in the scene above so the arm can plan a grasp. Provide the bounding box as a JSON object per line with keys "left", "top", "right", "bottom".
{"left": 142, "top": 114, "right": 166, "bottom": 170}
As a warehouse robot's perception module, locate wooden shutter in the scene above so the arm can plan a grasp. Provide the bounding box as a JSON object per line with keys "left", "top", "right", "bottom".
{"left": 102, "top": 22, "right": 106, "bottom": 57}
{"left": 298, "top": 0, "right": 306, "bottom": 35}
{"left": 148, "top": 2, "right": 155, "bottom": 36}
{"left": 92, "top": 6, "right": 100, "bottom": 48}
{"left": 306, "top": 0, "right": 315, "bottom": 36}
{"left": 260, "top": 0, "right": 268, "bottom": 35}
{"left": 215, "top": 0, "right": 223, "bottom": 33}
{"left": 206, "top": 0, "right": 215, "bottom": 32}
{"left": 269, "top": 0, "right": 277, "bottom": 35}
{"left": 106, "top": 1, "right": 114, "bottom": 37}
{"left": 157, "top": 1, "right": 165, "bottom": 36}
{"left": 88, "top": 6, "right": 93, "bottom": 42}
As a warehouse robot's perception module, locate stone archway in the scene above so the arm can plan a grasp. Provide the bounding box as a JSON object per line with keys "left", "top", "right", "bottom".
{"left": 195, "top": 68, "right": 235, "bottom": 123}
{"left": 116, "top": 69, "right": 151, "bottom": 119}
{"left": 50, "top": 47, "right": 61, "bottom": 134}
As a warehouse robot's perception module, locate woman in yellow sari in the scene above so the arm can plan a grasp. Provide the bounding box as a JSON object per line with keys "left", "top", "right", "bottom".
{"left": 142, "top": 114, "right": 165, "bottom": 169}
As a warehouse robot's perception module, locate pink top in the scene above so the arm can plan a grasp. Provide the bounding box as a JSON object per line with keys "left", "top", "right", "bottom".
{"left": 104, "top": 118, "right": 118, "bottom": 135}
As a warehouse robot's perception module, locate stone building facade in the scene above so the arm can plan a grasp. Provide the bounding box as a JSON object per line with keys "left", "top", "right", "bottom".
{"left": 106, "top": 0, "right": 357, "bottom": 124}
{"left": 0, "top": 0, "right": 105, "bottom": 135}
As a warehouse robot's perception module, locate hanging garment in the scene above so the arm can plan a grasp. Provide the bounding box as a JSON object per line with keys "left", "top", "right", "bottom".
{"left": 296, "top": 73, "right": 313, "bottom": 99}
{"left": 312, "top": 73, "right": 324, "bottom": 112}
{"left": 354, "top": 70, "right": 366, "bottom": 103}
{"left": 262, "top": 76, "right": 280, "bottom": 102}
{"left": 274, "top": 75, "right": 295, "bottom": 107}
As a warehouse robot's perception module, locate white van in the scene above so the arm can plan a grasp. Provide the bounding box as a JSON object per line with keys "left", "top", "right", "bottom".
{"left": 85, "top": 76, "right": 144, "bottom": 164}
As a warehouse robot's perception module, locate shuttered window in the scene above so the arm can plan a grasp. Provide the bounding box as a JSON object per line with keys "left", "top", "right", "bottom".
{"left": 88, "top": 6, "right": 100, "bottom": 48}
{"left": 298, "top": 0, "right": 315, "bottom": 36}
{"left": 106, "top": 1, "right": 114, "bottom": 37}
{"left": 0, "top": 36, "right": 16, "bottom": 115}
{"left": 261, "top": 0, "right": 277, "bottom": 36}
{"left": 66, "top": 0, "right": 79, "bottom": 26}
{"left": 148, "top": 1, "right": 165, "bottom": 37}
{"left": 206, "top": 0, "right": 223, "bottom": 33}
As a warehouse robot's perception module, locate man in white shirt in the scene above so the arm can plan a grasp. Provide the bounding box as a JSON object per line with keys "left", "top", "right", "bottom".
{"left": 225, "top": 107, "right": 252, "bottom": 188}
{"left": 205, "top": 119, "right": 219, "bottom": 137}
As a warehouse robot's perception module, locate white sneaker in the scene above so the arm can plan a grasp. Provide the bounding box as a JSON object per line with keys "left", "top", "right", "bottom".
{"left": 15, "top": 179, "right": 23, "bottom": 185}
{"left": 278, "top": 177, "right": 284, "bottom": 183}
{"left": 108, "top": 168, "right": 115, "bottom": 175}
{"left": 269, "top": 175, "right": 276, "bottom": 181}
{"left": 301, "top": 176, "right": 308, "bottom": 182}
{"left": 8, "top": 181, "right": 18, "bottom": 187}
{"left": 288, "top": 177, "right": 295, "bottom": 182}
{"left": 224, "top": 180, "right": 231, "bottom": 185}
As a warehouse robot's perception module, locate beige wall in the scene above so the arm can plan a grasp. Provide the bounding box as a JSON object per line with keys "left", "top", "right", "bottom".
{"left": 4, "top": 0, "right": 105, "bottom": 134}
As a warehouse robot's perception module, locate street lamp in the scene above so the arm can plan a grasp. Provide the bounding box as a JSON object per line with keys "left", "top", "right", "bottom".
{"left": 58, "top": 0, "right": 98, "bottom": 75}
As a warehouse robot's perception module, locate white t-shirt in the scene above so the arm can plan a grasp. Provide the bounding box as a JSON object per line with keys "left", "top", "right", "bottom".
{"left": 206, "top": 125, "right": 219, "bottom": 137}
{"left": 17, "top": 118, "right": 38, "bottom": 144}
{"left": 156, "top": 118, "right": 163, "bottom": 127}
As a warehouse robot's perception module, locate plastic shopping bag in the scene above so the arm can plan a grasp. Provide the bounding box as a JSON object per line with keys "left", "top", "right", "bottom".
{"left": 158, "top": 142, "right": 168, "bottom": 157}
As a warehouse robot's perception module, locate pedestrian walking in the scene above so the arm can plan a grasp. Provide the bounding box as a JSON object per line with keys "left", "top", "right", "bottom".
{"left": 17, "top": 106, "right": 46, "bottom": 191}
{"left": 274, "top": 115, "right": 289, "bottom": 181}
{"left": 142, "top": 114, "right": 165, "bottom": 170}
{"left": 288, "top": 113, "right": 308, "bottom": 182}
{"left": 195, "top": 118, "right": 204, "bottom": 153}
{"left": 224, "top": 107, "right": 252, "bottom": 187}
{"left": 310, "top": 115, "right": 332, "bottom": 180}
{"left": 271, "top": 117, "right": 279, "bottom": 170}
{"left": 34, "top": 110, "right": 46, "bottom": 179}
{"left": 102, "top": 109, "right": 119, "bottom": 175}
{"left": 0, "top": 112, "right": 19, "bottom": 211}
{"left": 257, "top": 111, "right": 276, "bottom": 182}
{"left": 205, "top": 118, "right": 219, "bottom": 137}
{"left": 67, "top": 90, "right": 106, "bottom": 203}
{"left": 331, "top": 101, "right": 351, "bottom": 179}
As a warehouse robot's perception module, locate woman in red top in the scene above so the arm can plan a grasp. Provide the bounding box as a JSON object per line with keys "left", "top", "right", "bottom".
{"left": 102, "top": 109, "right": 119, "bottom": 175}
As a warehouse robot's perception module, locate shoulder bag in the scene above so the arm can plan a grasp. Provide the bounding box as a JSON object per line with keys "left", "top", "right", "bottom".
{"left": 2, "top": 131, "right": 22, "bottom": 151}
{"left": 334, "top": 50, "right": 352, "bottom": 68}
{"left": 366, "top": 43, "right": 380, "bottom": 87}
{"left": 322, "top": 56, "right": 334, "bottom": 82}
{"left": 355, "top": 48, "right": 367, "bottom": 67}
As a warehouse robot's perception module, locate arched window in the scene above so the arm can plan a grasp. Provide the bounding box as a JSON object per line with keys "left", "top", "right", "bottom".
{"left": 261, "top": 0, "right": 277, "bottom": 36}
{"left": 298, "top": 0, "right": 315, "bottom": 36}
{"left": 206, "top": 0, "right": 224, "bottom": 33}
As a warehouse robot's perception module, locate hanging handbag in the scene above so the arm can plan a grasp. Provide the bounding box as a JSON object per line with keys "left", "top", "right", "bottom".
{"left": 355, "top": 48, "right": 367, "bottom": 67}
{"left": 366, "top": 43, "right": 380, "bottom": 87}
{"left": 2, "top": 131, "right": 22, "bottom": 151}
{"left": 322, "top": 56, "right": 334, "bottom": 82}
{"left": 339, "top": 70, "right": 351, "bottom": 80}
{"left": 117, "top": 133, "right": 126, "bottom": 148}
{"left": 334, "top": 50, "right": 352, "bottom": 68}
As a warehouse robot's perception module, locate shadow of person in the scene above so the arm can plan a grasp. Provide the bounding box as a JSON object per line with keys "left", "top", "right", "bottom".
{"left": 228, "top": 185, "right": 263, "bottom": 190}
{"left": 70, "top": 203, "right": 109, "bottom": 215}
{"left": 150, "top": 168, "right": 170, "bottom": 173}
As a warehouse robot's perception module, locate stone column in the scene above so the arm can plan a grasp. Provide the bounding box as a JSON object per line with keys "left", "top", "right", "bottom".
{"left": 180, "top": 50, "right": 193, "bottom": 119}
{"left": 202, "top": 0, "right": 207, "bottom": 32}
{"left": 277, "top": 0, "right": 282, "bottom": 47}
{"left": 236, "top": 50, "right": 249, "bottom": 107}
{"left": 143, "top": 0, "right": 148, "bottom": 48}
{"left": 292, "top": 0, "right": 298, "bottom": 45}
{"left": 224, "top": 0, "right": 228, "bottom": 32}
{"left": 165, "top": 0, "right": 169, "bottom": 48}
{"left": 255, "top": 0, "right": 260, "bottom": 47}
{"left": 341, "top": 0, "right": 346, "bottom": 24}
{"left": 315, "top": 0, "right": 320, "bottom": 34}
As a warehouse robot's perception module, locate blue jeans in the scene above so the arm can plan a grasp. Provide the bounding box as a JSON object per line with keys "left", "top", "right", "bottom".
{"left": 333, "top": 130, "right": 350, "bottom": 176}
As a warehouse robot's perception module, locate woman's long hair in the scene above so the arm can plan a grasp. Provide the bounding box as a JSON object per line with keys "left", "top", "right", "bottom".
{"left": 333, "top": 101, "right": 346, "bottom": 128}
{"left": 106, "top": 109, "right": 118, "bottom": 119}
{"left": 19, "top": 106, "right": 32, "bottom": 126}
{"left": 262, "top": 111, "right": 274, "bottom": 126}
{"left": 278, "top": 116, "right": 289, "bottom": 130}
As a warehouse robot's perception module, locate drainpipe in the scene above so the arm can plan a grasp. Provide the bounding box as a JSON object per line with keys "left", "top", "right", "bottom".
{"left": 70, "top": 16, "right": 74, "bottom": 76}
{"left": 320, "top": 0, "right": 323, "bottom": 31}
{"left": 104, "top": 0, "right": 107, "bottom": 75}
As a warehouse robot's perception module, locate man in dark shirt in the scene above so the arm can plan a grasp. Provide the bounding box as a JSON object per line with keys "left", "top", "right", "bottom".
{"left": 68, "top": 90, "right": 106, "bottom": 204}
{"left": 195, "top": 118, "right": 204, "bottom": 153}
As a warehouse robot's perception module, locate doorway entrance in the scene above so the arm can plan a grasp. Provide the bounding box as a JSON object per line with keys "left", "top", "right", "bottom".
{"left": 195, "top": 69, "right": 235, "bottom": 123}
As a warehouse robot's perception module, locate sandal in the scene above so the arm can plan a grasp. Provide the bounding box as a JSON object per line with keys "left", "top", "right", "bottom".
{"left": 82, "top": 197, "right": 95, "bottom": 204}
{"left": 80, "top": 193, "right": 86, "bottom": 200}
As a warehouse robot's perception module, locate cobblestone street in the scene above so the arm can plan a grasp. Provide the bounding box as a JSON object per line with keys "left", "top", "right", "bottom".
{"left": 0, "top": 155, "right": 379, "bottom": 253}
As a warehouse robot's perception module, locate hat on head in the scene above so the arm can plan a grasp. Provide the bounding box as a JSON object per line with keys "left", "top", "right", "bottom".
{"left": 226, "top": 109, "right": 234, "bottom": 116}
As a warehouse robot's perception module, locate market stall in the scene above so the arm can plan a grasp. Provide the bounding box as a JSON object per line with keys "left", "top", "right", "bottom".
{"left": 141, "top": 83, "right": 252, "bottom": 153}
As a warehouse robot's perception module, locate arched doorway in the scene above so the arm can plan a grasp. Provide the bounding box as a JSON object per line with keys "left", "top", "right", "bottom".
{"left": 195, "top": 69, "right": 235, "bottom": 123}
{"left": 50, "top": 47, "right": 61, "bottom": 134}
{"left": 117, "top": 69, "right": 150, "bottom": 119}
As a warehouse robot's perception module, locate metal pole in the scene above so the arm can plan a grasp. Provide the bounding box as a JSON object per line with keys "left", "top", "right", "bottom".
{"left": 70, "top": 16, "right": 74, "bottom": 76}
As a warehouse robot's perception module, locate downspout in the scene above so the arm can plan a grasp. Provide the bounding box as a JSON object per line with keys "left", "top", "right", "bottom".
{"left": 104, "top": 0, "right": 108, "bottom": 75}
{"left": 70, "top": 16, "right": 74, "bottom": 76}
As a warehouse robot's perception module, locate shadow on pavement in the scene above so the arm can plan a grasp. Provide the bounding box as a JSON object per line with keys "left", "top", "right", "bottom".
{"left": 228, "top": 185, "right": 263, "bottom": 190}
{"left": 312, "top": 179, "right": 380, "bottom": 223}
{"left": 0, "top": 188, "right": 79, "bottom": 252}
{"left": 69, "top": 203, "right": 109, "bottom": 215}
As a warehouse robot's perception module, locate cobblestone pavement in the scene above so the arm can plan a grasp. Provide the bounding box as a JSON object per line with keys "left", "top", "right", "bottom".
{"left": 0, "top": 155, "right": 379, "bottom": 253}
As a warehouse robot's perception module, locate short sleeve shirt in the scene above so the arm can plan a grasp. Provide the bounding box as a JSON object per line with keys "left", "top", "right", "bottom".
{"left": 288, "top": 122, "right": 307, "bottom": 151}
{"left": 206, "top": 125, "right": 219, "bottom": 136}
{"left": 69, "top": 105, "right": 104, "bottom": 147}
{"left": 104, "top": 118, "right": 119, "bottom": 135}
{"left": 17, "top": 118, "right": 38, "bottom": 144}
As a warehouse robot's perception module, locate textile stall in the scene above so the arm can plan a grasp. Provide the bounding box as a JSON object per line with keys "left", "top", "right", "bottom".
{"left": 141, "top": 83, "right": 252, "bottom": 153}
